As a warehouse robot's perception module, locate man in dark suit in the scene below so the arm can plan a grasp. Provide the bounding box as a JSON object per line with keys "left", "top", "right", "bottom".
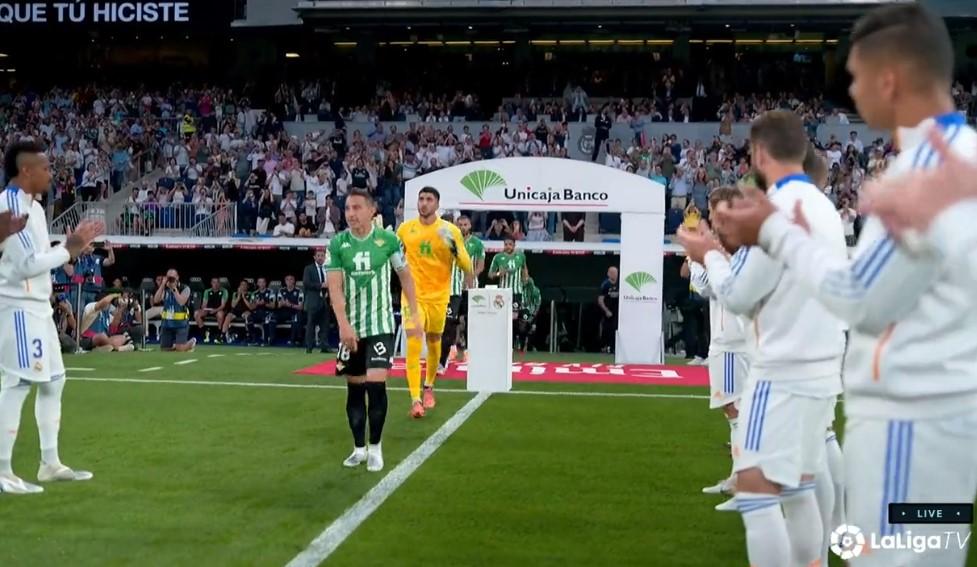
{"left": 303, "top": 248, "right": 334, "bottom": 353}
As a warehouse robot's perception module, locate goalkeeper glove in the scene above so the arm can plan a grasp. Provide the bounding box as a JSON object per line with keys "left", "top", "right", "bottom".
{"left": 438, "top": 226, "right": 458, "bottom": 255}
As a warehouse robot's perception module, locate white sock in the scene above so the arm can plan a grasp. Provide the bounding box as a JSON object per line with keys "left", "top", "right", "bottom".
{"left": 727, "top": 416, "right": 739, "bottom": 476}
{"left": 737, "top": 492, "right": 790, "bottom": 567}
{"left": 825, "top": 432, "right": 846, "bottom": 528}
{"left": 35, "top": 377, "right": 65, "bottom": 467}
{"left": 368, "top": 442, "right": 381, "bottom": 453}
{"left": 0, "top": 382, "right": 30, "bottom": 475}
{"left": 814, "top": 467, "right": 835, "bottom": 567}
{"left": 781, "top": 481, "right": 822, "bottom": 567}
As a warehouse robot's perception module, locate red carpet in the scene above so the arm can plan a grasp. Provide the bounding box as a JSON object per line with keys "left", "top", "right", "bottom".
{"left": 295, "top": 358, "right": 708, "bottom": 388}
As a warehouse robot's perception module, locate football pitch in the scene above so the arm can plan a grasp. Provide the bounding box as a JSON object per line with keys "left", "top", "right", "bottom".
{"left": 1, "top": 346, "right": 973, "bottom": 567}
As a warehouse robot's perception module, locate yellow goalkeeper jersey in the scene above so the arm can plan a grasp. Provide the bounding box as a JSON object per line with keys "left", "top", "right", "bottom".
{"left": 397, "top": 218, "right": 473, "bottom": 304}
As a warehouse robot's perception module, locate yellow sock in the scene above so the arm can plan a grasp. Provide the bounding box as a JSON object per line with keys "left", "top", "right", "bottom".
{"left": 406, "top": 334, "right": 424, "bottom": 402}
{"left": 425, "top": 338, "right": 441, "bottom": 388}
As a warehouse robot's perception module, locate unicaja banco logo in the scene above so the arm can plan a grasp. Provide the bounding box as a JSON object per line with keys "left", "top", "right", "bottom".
{"left": 625, "top": 271, "right": 656, "bottom": 292}
{"left": 459, "top": 169, "right": 507, "bottom": 200}
{"left": 472, "top": 295, "right": 486, "bottom": 305}
{"left": 831, "top": 525, "right": 866, "bottom": 560}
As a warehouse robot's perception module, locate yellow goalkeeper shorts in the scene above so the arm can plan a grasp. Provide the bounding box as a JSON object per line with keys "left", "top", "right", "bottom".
{"left": 402, "top": 299, "right": 448, "bottom": 335}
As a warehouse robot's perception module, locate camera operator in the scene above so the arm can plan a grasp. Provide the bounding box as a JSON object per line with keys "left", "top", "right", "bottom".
{"left": 153, "top": 269, "right": 196, "bottom": 352}
{"left": 65, "top": 240, "right": 115, "bottom": 306}
{"left": 51, "top": 287, "right": 78, "bottom": 354}
{"left": 79, "top": 292, "right": 137, "bottom": 352}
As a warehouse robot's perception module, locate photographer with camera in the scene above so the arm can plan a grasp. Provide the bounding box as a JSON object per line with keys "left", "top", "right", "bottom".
{"left": 65, "top": 240, "right": 115, "bottom": 307}
{"left": 78, "top": 292, "right": 137, "bottom": 353}
{"left": 51, "top": 288, "right": 78, "bottom": 354}
{"left": 153, "top": 269, "right": 196, "bottom": 352}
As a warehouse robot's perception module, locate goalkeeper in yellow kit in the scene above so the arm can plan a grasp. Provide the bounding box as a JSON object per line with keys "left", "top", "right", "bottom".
{"left": 397, "top": 187, "right": 472, "bottom": 418}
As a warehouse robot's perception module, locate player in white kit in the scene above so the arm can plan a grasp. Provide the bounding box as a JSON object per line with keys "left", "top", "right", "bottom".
{"left": 678, "top": 111, "right": 847, "bottom": 567}
{"left": 711, "top": 6, "right": 977, "bottom": 566}
{"left": 0, "top": 141, "right": 104, "bottom": 494}
{"left": 686, "top": 186, "right": 751, "bottom": 508}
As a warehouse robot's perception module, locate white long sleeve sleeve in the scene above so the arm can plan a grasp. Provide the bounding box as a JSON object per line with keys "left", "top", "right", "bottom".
{"left": 929, "top": 199, "right": 977, "bottom": 286}
{"left": 703, "top": 246, "right": 781, "bottom": 318}
{"left": 758, "top": 213, "right": 937, "bottom": 335}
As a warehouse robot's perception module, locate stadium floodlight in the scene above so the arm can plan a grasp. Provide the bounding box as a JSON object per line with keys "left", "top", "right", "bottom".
{"left": 285, "top": 52, "right": 301, "bottom": 58}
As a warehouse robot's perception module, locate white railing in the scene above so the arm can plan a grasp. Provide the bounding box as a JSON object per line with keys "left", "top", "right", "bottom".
{"left": 114, "top": 203, "right": 237, "bottom": 237}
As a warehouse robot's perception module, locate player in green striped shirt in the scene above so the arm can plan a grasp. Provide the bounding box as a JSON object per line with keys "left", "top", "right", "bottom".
{"left": 326, "top": 188, "right": 422, "bottom": 473}
{"left": 488, "top": 236, "right": 531, "bottom": 352}
{"left": 518, "top": 277, "right": 542, "bottom": 352}
{"left": 441, "top": 214, "right": 485, "bottom": 369}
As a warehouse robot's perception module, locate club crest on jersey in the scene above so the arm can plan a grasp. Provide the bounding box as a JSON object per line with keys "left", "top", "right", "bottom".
{"left": 33, "top": 361, "right": 43, "bottom": 372}
{"left": 374, "top": 238, "right": 385, "bottom": 247}
{"left": 341, "top": 242, "right": 351, "bottom": 248}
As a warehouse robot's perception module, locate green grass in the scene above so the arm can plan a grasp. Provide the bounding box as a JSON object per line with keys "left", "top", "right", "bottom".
{"left": 0, "top": 345, "right": 972, "bottom": 566}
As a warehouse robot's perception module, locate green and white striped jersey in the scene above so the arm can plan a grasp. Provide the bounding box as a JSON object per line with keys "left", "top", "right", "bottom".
{"left": 450, "top": 235, "right": 486, "bottom": 296}
{"left": 522, "top": 280, "right": 541, "bottom": 315}
{"left": 489, "top": 250, "right": 528, "bottom": 294}
{"left": 326, "top": 227, "right": 405, "bottom": 337}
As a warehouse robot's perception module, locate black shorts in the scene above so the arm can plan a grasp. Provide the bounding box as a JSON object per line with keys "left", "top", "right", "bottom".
{"left": 458, "top": 290, "right": 469, "bottom": 318}
{"left": 231, "top": 305, "right": 249, "bottom": 318}
{"left": 511, "top": 293, "right": 523, "bottom": 320}
{"left": 336, "top": 334, "right": 394, "bottom": 377}
{"left": 519, "top": 308, "right": 536, "bottom": 322}
{"left": 447, "top": 295, "right": 462, "bottom": 322}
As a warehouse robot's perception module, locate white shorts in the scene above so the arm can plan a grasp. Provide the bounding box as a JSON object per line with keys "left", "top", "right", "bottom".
{"left": 708, "top": 351, "right": 748, "bottom": 409}
{"left": 0, "top": 306, "right": 65, "bottom": 388}
{"left": 844, "top": 413, "right": 977, "bottom": 567}
{"left": 734, "top": 378, "right": 835, "bottom": 488}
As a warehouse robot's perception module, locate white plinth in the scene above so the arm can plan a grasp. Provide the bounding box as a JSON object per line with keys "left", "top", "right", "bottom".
{"left": 466, "top": 288, "right": 513, "bottom": 393}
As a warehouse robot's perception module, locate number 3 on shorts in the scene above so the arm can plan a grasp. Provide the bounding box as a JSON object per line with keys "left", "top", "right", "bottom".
{"left": 32, "top": 338, "right": 42, "bottom": 358}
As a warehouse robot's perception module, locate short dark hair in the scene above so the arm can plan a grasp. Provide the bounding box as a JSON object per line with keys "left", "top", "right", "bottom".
{"left": 419, "top": 186, "right": 441, "bottom": 201}
{"left": 850, "top": 4, "right": 953, "bottom": 87}
{"left": 750, "top": 111, "right": 809, "bottom": 163}
{"left": 4, "top": 140, "right": 46, "bottom": 180}
{"left": 708, "top": 186, "right": 742, "bottom": 209}
{"left": 347, "top": 188, "right": 375, "bottom": 206}
{"left": 802, "top": 144, "right": 829, "bottom": 189}
{"left": 504, "top": 236, "right": 516, "bottom": 244}
{"left": 456, "top": 214, "right": 470, "bottom": 223}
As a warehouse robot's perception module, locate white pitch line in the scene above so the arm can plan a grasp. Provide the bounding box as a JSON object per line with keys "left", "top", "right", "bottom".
{"left": 137, "top": 367, "right": 162, "bottom": 373}
{"left": 174, "top": 359, "right": 198, "bottom": 366}
{"left": 67, "top": 376, "right": 710, "bottom": 400}
{"left": 207, "top": 354, "right": 226, "bottom": 358}
{"left": 235, "top": 353, "right": 254, "bottom": 356}
{"left": 65, "top": 367, "right": 95, "bottom": 372}
{"left": 285, "top": 391, "right": 491, "bottom": 567}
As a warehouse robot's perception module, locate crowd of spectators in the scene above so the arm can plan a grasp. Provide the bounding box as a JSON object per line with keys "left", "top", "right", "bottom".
{"left": 7, "top": 71, "right": 975, "bottom": 243}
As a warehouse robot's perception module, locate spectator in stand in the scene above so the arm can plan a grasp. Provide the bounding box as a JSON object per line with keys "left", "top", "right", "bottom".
{"left": 562, "top": 211, "right": 585, "bottom": 242}
{"left": 273, "top": 213, "right": 295, "bottom": 237}
{"left": 297, "top": 212, "right": 317, "bottom": 237}
{"left": 525, "top": 211, "right": 550, "bottom": 241}
{"left": 256, "top": 189, "right": 276, "bottom": 235}
{"left": 510, "top": 219, "right": 526, "bottom": 241}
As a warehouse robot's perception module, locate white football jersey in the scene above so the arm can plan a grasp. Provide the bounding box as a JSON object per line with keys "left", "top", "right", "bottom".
{"left": 758, "top": 112, "right": 977, "bottom": 419}
{"left": 0, "top": 186, "right": 70, "bottom": 315}
{"left": 688, "top": 260, "right": 748, "bottom": 355}
{"left": 703, "top": 174, "right": 847, "bottom": 393}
